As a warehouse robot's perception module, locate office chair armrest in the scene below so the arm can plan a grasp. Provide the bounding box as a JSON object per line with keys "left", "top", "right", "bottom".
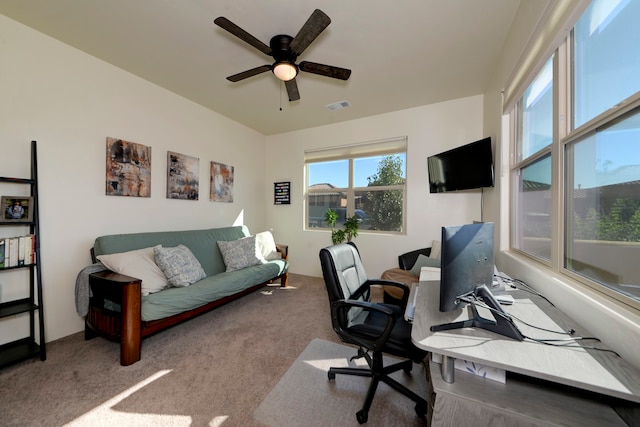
{"left": 331, "top": 299, "right": 397, "bottom": 352}
{"left": 367, "top": 279, "right": 410, "bottom": 309}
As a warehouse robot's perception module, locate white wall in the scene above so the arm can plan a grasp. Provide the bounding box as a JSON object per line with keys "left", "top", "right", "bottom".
{"left": 263, "top": 95, "right": 486, "bottom": 279}
{"left": 0, "top": 15, "right": 268, "bottom": 343}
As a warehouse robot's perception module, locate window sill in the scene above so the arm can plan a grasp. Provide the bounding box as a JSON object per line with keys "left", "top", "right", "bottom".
{"left": 497, "top": 250, "right": 640, "bottom": 370}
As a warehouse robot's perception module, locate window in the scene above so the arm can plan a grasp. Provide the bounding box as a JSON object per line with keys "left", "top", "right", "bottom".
{"left": 565, "top": 107, "right": 640, "bottom": 300}
{"left": 513, "top": 56, "right": 554, "bottom": 261}
{"left": 573, "top": 0, "right": 640, "bottom": 128}
{"left": 517, "top": 57, "right": 554, "bottom": 161}
{"left": 509, "top": 0, "right": 640, "bottom": 307}
{"left": 305, "top": 138, "right": 407, "bottom": 233}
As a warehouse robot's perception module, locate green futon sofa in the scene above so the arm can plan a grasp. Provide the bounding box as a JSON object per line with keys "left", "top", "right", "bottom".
{"left": 85, "top": 225, "right": 288, "bottom": 365}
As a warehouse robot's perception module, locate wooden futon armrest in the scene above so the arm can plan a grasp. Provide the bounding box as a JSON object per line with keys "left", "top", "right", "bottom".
{"left": 88, "top": 270, "right": 142, "bottom": 366}
{"left": 276, "top": 243, "right": 289, "bottom": 260}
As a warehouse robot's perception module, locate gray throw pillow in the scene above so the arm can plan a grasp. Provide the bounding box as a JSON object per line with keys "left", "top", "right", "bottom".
{"left": 410, "top": 254, "right": 441, "bottom": 276}
{"left": 217, "top": 235, "right": 265, "bottom": 272}
{"left": 153, "top": 244, "right": 206, "bottom": 287}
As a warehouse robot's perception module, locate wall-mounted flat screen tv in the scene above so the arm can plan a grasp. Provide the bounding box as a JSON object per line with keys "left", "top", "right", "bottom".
{"left": 427, "top": 137, "right": 494, "bottom": 193}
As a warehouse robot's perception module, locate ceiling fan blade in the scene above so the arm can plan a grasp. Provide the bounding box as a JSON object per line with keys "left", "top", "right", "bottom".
{"left": 299, "top": 61, "right": 351, "bottom": 80}
{"left": 214, "top": 17, "right": 272, "bottom": 56}
{"left": 285, "top": 79, "right": 300, "bottom": 102}
{"left": 226, "top": 65, "right": 271, "bottom": 82}
{"left": 289, "top": 9, "right": 331, "bottom": 56}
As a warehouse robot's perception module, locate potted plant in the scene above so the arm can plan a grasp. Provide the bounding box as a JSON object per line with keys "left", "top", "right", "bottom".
{"left": 324, "top": 208, "right": 359, "bottom": 244}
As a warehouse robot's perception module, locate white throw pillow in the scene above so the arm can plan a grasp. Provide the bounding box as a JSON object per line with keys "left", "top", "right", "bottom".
{"left": 255, "top": 230, "right": 280, "bottom": 260}
{"left": 217, "top": 235, "right": 266, "bottom": 272}
{"left": 96, "top": 245, "right": 169, "bottom": 296}
{"left": 429, "top": 240, "right": 441, "bottom": 259}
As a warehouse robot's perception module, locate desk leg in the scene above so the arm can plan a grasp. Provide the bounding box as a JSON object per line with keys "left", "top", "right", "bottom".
{"left": 441, "top": 356, "right": 455, "bottom": 383}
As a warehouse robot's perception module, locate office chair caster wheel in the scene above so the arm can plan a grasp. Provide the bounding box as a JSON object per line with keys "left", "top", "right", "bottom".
{"left": 356, "top": 410, "right": 368, "bottom": 424}
{"left": 328, "top": 371, "right": 336, "bottom": 380}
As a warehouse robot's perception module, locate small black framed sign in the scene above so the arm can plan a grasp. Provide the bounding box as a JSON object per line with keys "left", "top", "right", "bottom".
{"left": 274, "top": 181, "right": 291, "bottom": 205}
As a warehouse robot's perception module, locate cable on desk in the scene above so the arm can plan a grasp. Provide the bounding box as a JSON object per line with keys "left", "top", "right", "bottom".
{"left": 494, "top": 275, "right": 555, "bottom": 307}
{"left": 457, "top": 295, "right": 620, "bottom": 358}
{"left": 524, "top": 336, "right": 621, "bottom": 358}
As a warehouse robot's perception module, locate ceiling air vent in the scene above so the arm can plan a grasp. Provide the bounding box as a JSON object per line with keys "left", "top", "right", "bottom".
{"left": 325, "top": 100, "right": 351, "bottom": 111}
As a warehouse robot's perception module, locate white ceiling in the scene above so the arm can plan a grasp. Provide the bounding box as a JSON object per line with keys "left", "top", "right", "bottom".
{"left": 0, "top": 0, "right": 528, "bottom": 135}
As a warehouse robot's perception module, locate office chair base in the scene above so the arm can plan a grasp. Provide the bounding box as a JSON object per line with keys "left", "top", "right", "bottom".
{"left": 328, "top": 355, "right": 428, "bottom": 424}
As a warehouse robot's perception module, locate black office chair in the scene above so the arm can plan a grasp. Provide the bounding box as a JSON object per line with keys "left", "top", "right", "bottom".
{"left": 319, "top": 243, "right": 429, "bottom": 424}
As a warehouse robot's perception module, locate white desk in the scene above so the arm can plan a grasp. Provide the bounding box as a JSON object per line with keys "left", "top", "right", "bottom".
{"left": 411, "top": 280, "right": 640, "bottom": 426}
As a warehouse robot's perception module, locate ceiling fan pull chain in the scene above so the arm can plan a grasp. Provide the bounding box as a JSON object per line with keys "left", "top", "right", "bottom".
{"left": 279, "top": 81, "right": 283, "bottom": 111}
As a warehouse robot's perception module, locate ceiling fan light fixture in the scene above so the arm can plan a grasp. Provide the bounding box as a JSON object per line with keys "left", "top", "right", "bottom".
{"left": 273, "top": 62, "right": 298, "bottom": 81}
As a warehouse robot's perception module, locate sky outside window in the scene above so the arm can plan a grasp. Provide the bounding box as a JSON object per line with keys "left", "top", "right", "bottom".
{"left": 308, "top": 154, "right": 406, "bottom": 188}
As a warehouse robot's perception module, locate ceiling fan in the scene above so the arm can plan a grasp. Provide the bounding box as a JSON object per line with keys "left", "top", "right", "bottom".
{"left": 214, "top": 9, "right": 351, "bottom": 102}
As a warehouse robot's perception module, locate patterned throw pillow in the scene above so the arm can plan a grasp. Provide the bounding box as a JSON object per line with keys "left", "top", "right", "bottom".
{"left": 217, "top": 235, "right": 266, "bottom": 272}
{"left": 153, "top": 244, "right": 206, "bottom": 287}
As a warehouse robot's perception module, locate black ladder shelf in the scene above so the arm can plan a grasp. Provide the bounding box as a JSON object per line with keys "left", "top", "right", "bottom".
{"left": 0, "top": 140, "right": 46, "bottom": 368}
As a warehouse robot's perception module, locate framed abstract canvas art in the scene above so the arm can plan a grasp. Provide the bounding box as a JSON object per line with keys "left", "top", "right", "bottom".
{"left": 167, "top": 151, "right": 199, "bottom": 200}
{"left": 105, "top": 137, "right": 151, "bottom": 197}
{"left": 210, "top": 161, "right": 234, "bottom": 202}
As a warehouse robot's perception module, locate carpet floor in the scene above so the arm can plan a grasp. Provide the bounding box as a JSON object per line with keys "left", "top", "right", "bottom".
{"left": 0, "top": 274, "right": 428, "bottom": 426}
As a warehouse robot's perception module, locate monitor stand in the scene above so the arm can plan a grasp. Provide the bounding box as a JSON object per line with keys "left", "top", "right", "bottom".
{"left": 430, "top": 285, "right": 524, "bottom": 341}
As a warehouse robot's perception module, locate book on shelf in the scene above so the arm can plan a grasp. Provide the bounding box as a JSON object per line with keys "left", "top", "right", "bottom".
{"left": 0, "top": 234, "right": 35, "bottom": 267}
{"left": 18, "top": 236, "right": 26, "bottom": 266}
{"left": 24, "top": 235, "right": 34, "bottom": 265}
{"left": 8, "top": 237, "right": 18, "bottom": 267}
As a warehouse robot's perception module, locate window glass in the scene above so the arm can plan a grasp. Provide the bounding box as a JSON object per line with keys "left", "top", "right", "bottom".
{"left": 565, "top": 108, "right": 640, "bottom": 300}
{"left": 573, "top": 0, "right": 640, "bottom": 128}
{"left": 354, "top": 154, "right": 406, "bottom": 232}
{"left": 308, "top": 160, "right": 348, "bottom": 188}
{"left": 354, "top": 154, "right": 406, "bottom": 187}
{"left": 307, "top": 188, "right": 347, "bottom": 228}
{"left": 355, "top": 189, "right": 403, "bottom": 232}
{"left": 514, "top": 154, "right": 552, "bottom": 260}
{"left": 517, "top": 56, "right": 554, "bottom": 161}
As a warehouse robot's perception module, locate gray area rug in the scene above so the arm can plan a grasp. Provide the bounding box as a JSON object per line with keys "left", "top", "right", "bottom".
{"left": 254, "top": 338, "right": 428, "bottom": 427}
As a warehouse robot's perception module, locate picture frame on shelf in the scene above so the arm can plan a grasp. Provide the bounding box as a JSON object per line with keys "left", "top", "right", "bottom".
{"left": 1, "top": 196, "right": 34, "bottom": 223}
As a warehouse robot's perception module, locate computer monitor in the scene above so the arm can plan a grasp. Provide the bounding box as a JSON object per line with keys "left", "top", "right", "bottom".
{"left": 430, "top": 222, "right": 524, "bottom": 341}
